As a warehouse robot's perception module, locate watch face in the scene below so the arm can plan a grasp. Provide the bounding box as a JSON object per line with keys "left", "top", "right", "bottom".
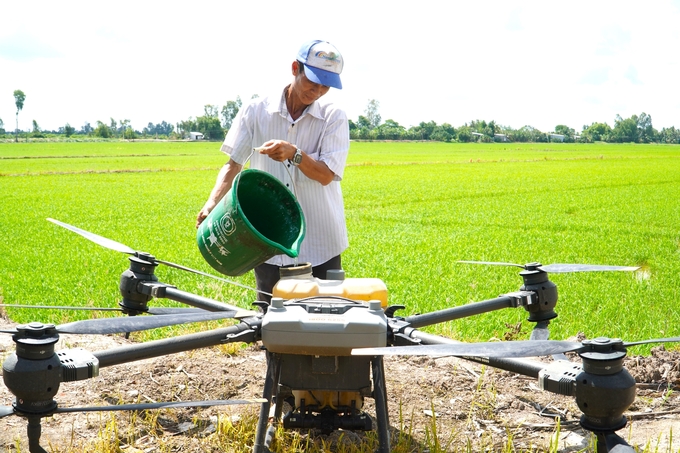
{"left": 293, "top": 150, "right": 303, "bottom": 164}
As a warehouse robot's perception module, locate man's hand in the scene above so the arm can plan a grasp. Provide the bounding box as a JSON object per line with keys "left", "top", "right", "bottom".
{"left": 257, "top": 140, "right": 296, "bottom": 162}
{"left": 196, "top": 200, "right": 217, "bottom": 228}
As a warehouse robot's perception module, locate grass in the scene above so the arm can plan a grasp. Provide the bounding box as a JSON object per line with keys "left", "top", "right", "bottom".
{"left": 1, "top": 141, "right": 679, "bottom": 347}
{"left": 1, "top": 141, "right": 680, "bottom": 451}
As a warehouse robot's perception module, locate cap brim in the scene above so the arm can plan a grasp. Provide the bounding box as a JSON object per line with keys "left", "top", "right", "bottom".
{"left": 303, "top": 65, "right": 342, "bottom": 89}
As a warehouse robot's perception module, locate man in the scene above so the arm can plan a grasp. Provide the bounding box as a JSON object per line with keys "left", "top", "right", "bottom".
{"left": 196, "top": 40, "right": 350, "bottom": 303}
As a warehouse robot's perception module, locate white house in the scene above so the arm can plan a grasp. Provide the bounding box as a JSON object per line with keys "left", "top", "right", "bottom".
{"left": 189, "top": 132, "right": 204, "bottom": 141}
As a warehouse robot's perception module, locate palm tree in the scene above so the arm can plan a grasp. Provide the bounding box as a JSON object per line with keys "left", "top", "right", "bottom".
{"left": 13, "top": 90, "right": 26, "bottom": 143}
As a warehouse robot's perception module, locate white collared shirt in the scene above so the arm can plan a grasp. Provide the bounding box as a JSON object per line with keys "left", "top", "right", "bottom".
{"left": 220, "top": 88, "right": 350, "bottom": 266}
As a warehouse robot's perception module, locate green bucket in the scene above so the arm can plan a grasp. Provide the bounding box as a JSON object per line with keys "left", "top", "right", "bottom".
{"left": 196, "top": 169, "right": 306, "bottom": 276}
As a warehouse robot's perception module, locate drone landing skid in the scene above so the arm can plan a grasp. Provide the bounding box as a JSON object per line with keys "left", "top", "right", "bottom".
{"left": 253, "top": 352, "right": 391, "bottom": 453}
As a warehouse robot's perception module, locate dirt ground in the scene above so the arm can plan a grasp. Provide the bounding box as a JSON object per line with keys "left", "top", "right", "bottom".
{"left": 0, "top": 319, "right": 679, "bottom": 453}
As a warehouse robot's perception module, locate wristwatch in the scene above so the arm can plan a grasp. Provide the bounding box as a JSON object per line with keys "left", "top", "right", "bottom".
{"left": 290, "top": 148, "right": 303, "bottom": 166}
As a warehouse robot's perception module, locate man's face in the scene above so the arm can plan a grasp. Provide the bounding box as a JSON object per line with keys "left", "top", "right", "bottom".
{"left": 293, "top": 63, "right": 330, "bottom": 105}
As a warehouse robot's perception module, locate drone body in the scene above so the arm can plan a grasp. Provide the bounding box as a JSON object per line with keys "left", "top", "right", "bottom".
{"left": 260, "top": 296, "right": 387, "bottom": 435}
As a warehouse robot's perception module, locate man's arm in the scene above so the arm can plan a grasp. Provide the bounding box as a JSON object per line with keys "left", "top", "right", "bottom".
{"left": 195, "top": 160, "right": 243, "bottom": 228}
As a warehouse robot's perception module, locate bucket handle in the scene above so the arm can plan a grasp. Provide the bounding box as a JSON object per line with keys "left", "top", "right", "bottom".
{"left": 250, "top": 146, "right": 299, "bottom": 200}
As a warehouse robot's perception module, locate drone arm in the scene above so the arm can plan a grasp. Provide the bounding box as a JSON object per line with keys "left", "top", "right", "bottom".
{"left": 93, "top": 320, "right": 260, "bottom": 368}
{"left": 403, "top": 294, "right": 528, "bottom": 329}
{"left": 140, "top": 282, "right": 248, "bottom": 314}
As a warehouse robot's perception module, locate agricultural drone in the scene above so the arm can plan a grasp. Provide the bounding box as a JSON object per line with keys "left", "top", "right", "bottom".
{"left": 1, "top": 218, "right": 676, "bottom": 453}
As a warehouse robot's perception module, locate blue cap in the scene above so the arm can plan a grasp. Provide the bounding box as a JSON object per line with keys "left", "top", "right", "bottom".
{"left": 296, "top": 40, "right": 344, "bottom": 89}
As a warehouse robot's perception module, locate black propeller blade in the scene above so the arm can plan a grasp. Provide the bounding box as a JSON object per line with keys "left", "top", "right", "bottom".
{"left": 0, "top": 308, "right": 255, "bottom": 336}
{"left": 353, "top": 340, "right": 583, "bottom": 358}
{"left": 0, "top": 398, "right": 267, "bottom": 420}
{"left": 352, "top": 336, "right": 680, "bottom": 359}
{"left": 1, "top": 304, "right": 210, "bottom": 316}
{"left": 458, "top": 260, "right": 640, "bottom": 273}
{"left": 47, "top": 218, "right": 268, "bottom": 296}
{"left": 529, "top": 321, "right": 550, "bottom": 341}
{"left": 55, "top": 398, "right": 267, "bottom": 413}
{"left": 530, "top": 321, "right": 569, "bottom": 361}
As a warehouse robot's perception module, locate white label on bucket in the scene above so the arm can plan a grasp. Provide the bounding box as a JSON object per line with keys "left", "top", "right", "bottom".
{"left": 219, "top": 213, "right": 237, "bottom": 236}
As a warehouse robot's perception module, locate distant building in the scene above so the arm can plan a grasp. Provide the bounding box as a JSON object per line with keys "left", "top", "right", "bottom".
{"left": 189, "top": 132, "right": 204, "bottom": 141}
{"left": 549, "top": 134, "right": 565, "bottom": 142}
{"left": 494, "top": 133, "right": 510, "bottom": 142}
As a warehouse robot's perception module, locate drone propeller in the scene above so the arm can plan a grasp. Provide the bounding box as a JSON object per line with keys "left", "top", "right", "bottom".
{"left": 55, "top": 398, "right": 267, "bottom": 413}
{"left": 352, "top": 336, "right": 680, "bottom": 359}
{"left": 0, "top": 308, "right": 253, "bottom": 336}
{"left": 457, "top": 260, "right": 640, "bottom": 273}
{"left": 1, "top": 304, "right": 210, "bottom": 316}
{"left": 0, "top": 398, "right": 266, "bottom": 420}
{"left": 529, "top": 321, "right": 550, "bottom": 341}
{"left": 47, "top": 218, "right": 268, "bottom": 296}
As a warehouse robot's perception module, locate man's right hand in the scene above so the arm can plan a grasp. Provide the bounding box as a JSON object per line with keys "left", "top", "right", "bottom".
{"left": 196, "top": 201, "right": 216, "bottom": 228}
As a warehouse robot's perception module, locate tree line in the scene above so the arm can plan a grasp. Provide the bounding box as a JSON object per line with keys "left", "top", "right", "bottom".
{"left": 350, "top": 100, "right": 680, "bottom": 144}
{"left": 3, "top": 91, "right": 680, "bottom": 144}
{"left": 1, "top": 91, "right": 248, "bottom": 141}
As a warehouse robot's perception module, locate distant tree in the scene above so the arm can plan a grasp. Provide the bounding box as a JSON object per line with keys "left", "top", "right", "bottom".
{"left": 117, "top": 119, "right": 135, "bottom": 139}
{"left": 221, "top": 96, "right": 242, "bottom": 129}
{"left": 93, "top": 120, "right": 112, "bottom": 138}
{"left": 204, "top": 104, "right": 219, "bottom": 118}
{"left": 659, "top": 126, "right": 680, "bottom": 144}
{"left": 468, "top": 119, "right": 497, "bottom": 139}
{"left": 581, "top": 122, "right": 612, "bottom": 142}
{"left": 13, "top": 89, "right": 26, "bottom": 142}
{"left": 636, "top": 112, "right": 656, "bottom": 143}
{"left": 611, "top": 114, "right": 638, "bottom": 143}
{"left": 123, "top": 127, "right": 136, "bottom": 140}
{"left": 159, "top": 121, "right": 173, "bottom": 135}
{"left": 176, "top": 118, "right": 197, "bottom": 139}
{"left": 31, "top": 119, "right": 44, "bottom": 138}
{"left": 410, "top": 121, "right": 438, "bottom": 140}
{"left": 554, "top": 124, "right": 576, "bottom": 142}
{"left": 487, "top": 120, "right": 496, "bottom": 137}
{"left": 456, "top": 125, "right": 472, "bottom": 142}
{"left": 196, "top": 115, "right": 224, "bottom": 140}
{"left": 376, "top": 119, "right": 406, "bottom": 140}
{"left": 524, "top": 125, "right": 548, "bottom": 142}
{"left": 431, "top": 123, "right": 455, "bottom": 142}
{"left": 356, "top": 115, "right": 371, "bottom": 130}
{"left": 119, "top": 119, "right": 130, "bottom": 135}
{"left": 364, "top": 99, "right": 381, "bottom": 130}
{"left": 64, "top": 123, "right": 75, "bottom": 137}
{"left": 0, "top": 117, "right": 5, "bottom": 134}
{"left": 80, "top": 122, "right": 93, "bottom": 135}
{"left": 109, "top": 118, "right": 117, "bottom": 137}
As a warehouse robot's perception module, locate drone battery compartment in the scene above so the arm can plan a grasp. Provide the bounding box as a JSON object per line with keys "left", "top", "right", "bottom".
{"left": 261, "top": 299, "right": 387, "bottom": 356}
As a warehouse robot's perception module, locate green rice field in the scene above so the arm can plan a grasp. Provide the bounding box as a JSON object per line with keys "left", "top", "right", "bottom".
{"left": 1, "top": 141, "right": 679, "bottom": 351}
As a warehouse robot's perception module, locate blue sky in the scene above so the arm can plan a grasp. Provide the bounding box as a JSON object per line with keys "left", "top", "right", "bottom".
{"left": 2, "top": 0, "right": 680, "bottom": 133}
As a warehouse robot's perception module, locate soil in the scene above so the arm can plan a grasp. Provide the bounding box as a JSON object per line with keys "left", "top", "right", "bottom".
{"left": 0, "top": 318, "right": 679, "bottom": 453}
